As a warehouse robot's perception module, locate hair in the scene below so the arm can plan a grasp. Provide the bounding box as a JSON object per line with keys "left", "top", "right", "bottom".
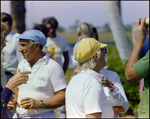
{"left": 75, "top": 49, "right": 101, "bottom": 73}
{"left": 92, "top": 27, "right": 98, "bottom": 41}
{"left": 76, "top": 23, "right": 96, "bottom": 42}
{"left": 42, "top": 17, "right": 58, "bottom": 28}
{"left": 33, "top": 24, "right": 49, "bottom": 38}
{"left": 1, "top": 12, "right": 12, "bottom": 27}
{"left": 1, "top": 22, "right": 7, "bottom": 33}
{"left": 30, "top": 40, "right": 43, "bottom": 50}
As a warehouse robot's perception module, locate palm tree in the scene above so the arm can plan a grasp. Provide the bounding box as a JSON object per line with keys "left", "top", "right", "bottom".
{"left": 104, "top": 1, "right": 132, "bottom": 64}
{"left": 11, "top": 1, "right": 26, "bottom": 34}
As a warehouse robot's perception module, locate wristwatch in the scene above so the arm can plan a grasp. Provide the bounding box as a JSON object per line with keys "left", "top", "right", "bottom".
{"left": 40, "top": 100, "right": 45, "bottom": 108}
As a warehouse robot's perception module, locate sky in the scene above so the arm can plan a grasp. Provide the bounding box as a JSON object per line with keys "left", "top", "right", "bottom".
{"left": 1, "top": 1, "right": 149, "bottom": 30}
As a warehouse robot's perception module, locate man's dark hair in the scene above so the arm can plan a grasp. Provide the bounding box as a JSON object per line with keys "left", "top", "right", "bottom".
{"left": 33, "top": 24, "right": 49, "bottom": 38}
{"left": 1, "top": 12, "right": 13, "bottom": 27}
{"left": 92, "top": 27, "right": 98, "bottom": 41}
{"left": 42, "top": 17, "right": 58, "bottom": 28}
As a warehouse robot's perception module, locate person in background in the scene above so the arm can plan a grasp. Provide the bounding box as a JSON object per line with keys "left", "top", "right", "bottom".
{"left": 66, "top": 38, "right": 114, "bottom": 118}
{"left": 7, "top": 29, "right": 67, "bottom": 118}
{"left": 71, "top": 23, "right": 129, "bottom": 118}
{"left": 125, "top": 17, "right": 149, "bottom": 118}
{"left": 33, "top": 24, "right": 49, "bottom": 54}
{"left": 139, "top": 27, "right": 149, "bottom": 100}
{"left": 33, "top": 24, "right": 49, "bottom": 38}
{"left": 1, "top": 22, "right": 31, "bottom": 118}
{"left": 42, "top": 16, "right": 70, "bottom": 74}
{"left": 76, "top": 22, "right": 96, "bottom": 42}
{"left": 43, "top": 17, "right": 70, "bottom": 118}
{"left": 1, "top": 12, "right": 24, "bottom": 82}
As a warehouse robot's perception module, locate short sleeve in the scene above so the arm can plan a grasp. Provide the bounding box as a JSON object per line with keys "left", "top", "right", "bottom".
{"left": 83, "top": 79, "right": 104, "bottom": 115}
{"left": 133, "top": 50, "right": 149, "bottom": 78}
{"left": 50, "top": 63, "right": 67, "bottom": 92}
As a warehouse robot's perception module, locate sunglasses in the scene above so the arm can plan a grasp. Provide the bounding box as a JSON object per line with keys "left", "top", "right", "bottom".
{"left": 100, "top": 47, "right": 107, "bottom": 54}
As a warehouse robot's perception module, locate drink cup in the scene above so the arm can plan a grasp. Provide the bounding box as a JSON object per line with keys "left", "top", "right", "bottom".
{"left": 113, "top": 105, "right": 124, "bottom": 112}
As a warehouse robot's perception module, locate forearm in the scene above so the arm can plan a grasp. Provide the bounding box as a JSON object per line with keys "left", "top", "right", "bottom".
{"left": 40, "top": 89, "right": 65, "bottom": 109}
{"left": 125, "top": 43, "right": 143, "bottom": 83}
{"left": 125, "top": 17, "right": 147, "bottom": 83}
{"left": 1, "top": 87, "right": 13, "bottom": 113}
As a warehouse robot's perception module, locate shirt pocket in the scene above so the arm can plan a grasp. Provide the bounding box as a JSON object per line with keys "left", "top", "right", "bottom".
{"left": 32, "top": 75, "right": 49, "bottom": 88}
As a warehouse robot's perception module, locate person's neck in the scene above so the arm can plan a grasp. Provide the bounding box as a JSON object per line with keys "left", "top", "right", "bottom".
{"left": 4, "top": 27, "right": 11, "bottom": 36}
{"left": 29, "top": 52, "right": 44, "bottom": 68}
{"left": 49, "top": 34, "right": 56, "bottom": 38}
{"left": 93, "top": 65, "right": 104, "bottom": 73}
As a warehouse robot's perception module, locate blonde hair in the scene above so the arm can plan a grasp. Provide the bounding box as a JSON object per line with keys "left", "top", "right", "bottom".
{"left": 76, "top": 23, "right": 96, "bottom": 42}
{"left": 1, "top": 22, "right": 7, "bottom": 33}
{"left": 75, "top": 49, "right": 101, "bottom": 73}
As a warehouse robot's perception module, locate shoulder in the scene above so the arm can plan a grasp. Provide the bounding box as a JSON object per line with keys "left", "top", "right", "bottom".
{"left": 102, "top": 69, "right": 118, "bottom": 76}
{"left": 56, "top": 34, "right": 65, "bottom": 39}
{"left": 102, "top": 69, "right": 119, "bottom": 82}
{"left": 56, "top": 35, "right": 67, "bottom": 41}
{"left": 80, "top": 73, "right": 102, "bottom": 87}
{"left": 46, "top": 58, "right": 63, "bottom": 70}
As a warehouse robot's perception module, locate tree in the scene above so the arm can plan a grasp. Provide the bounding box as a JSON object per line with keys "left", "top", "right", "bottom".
{"left": 104, "top": 1, "right": 132, "bottom": 64}
{"left": 11, "top": 1, "right": 26, "bottom": 34}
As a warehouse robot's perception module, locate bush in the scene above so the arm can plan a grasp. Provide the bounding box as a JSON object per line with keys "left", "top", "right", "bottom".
{"left": 107, "top": 45, "right": 140, "bottom": 115}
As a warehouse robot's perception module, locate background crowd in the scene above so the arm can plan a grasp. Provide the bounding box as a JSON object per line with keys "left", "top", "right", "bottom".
{"left": 1, "top": 12, "right": 149, "bottom": 118}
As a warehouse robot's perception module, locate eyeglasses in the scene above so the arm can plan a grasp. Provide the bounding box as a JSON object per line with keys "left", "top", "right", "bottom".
{"left": 101, "top": 47, "right": 107, "bottom": 54}
{"left": 91, "top": 47, "right": 107, "bottom": 58}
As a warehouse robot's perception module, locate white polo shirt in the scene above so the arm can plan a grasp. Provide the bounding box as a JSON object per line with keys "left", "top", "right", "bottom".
{"left": 66, "top": 69, "right": 114, "bottom": 118}
{"left": 16, "top": 52, "right": 67, "bottom": 115}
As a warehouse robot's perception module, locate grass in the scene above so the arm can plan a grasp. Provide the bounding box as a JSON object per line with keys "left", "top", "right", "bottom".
{"left": 57, "top": 31, "right": 133, "bottom": 43}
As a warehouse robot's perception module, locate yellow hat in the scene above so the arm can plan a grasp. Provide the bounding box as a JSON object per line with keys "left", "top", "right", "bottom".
{"left": 73, "top": 38, "right": 107, "bottom": 63}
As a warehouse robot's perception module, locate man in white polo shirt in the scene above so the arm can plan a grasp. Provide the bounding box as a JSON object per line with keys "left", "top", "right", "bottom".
{"left": 7, "top": 29, "right": 67, "bottom": 118}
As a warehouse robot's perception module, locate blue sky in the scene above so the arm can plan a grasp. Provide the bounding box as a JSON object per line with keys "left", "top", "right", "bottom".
{"left": 1, "top": 1, "right": 149, "bottom": 29}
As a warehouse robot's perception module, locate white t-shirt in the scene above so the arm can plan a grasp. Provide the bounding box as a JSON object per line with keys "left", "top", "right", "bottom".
{"left": 1, "top": 29, "right": 24, "bottom": 74}
{"left": 16, "top": 52, "right": 67, "bottom": 115}
{"left": 100, "top": 68, "right": 129, "bottom": 113}
{"left": 66, "top": 69, "right": 114, "bottom": 118}
{"left": 45, "top": 35, "right": 70, "bottom": 67}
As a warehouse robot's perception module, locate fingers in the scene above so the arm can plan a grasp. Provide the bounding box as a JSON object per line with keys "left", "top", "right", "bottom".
{"left": 136, "top": 17, "right": 141, "bottom": 26}
{"left": 19, "top": 71, "right": 31, "bottom": 74}
{"left": 141, "top": 17, "right": 146, "bottom": 29}
{"left": 7, "top": 101, "right": 15, "bottom": 110}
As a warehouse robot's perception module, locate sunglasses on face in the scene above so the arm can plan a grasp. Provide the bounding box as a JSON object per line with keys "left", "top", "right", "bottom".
{"left": 100, "top": 47, "right": 107, "bottom": 54}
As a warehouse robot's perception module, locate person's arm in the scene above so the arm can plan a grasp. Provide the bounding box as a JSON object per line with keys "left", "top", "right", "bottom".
{"left": 86, "top": 112, "right": 102, "bottom": 118}
{"left": 7, "top": 87, "right": 19, "bottom": 110}
{"left": 125, "top": 17, "right": 148, "bottom": 83}
{"left": 1, "top": 86, "right": 13, "bottom": 114}
{"left": 20, "top": 89, "right": 65, "bottom": 109}
{"left": 63, "top": 51, "right": 69, "bottom": 73}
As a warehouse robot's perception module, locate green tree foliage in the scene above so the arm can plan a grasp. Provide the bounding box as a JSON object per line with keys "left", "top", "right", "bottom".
{"left": 107, "top": 45, "right": 140, "bottom": 115}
